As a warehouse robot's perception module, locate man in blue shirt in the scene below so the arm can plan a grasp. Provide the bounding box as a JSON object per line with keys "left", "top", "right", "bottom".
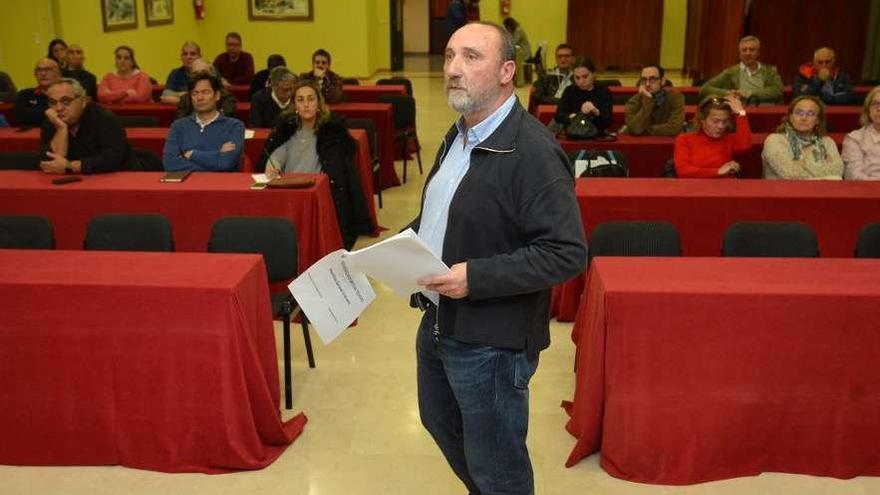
{"left": 163, "top": 73, "right": 244, "bottom": 171}
{"left": 409, "top": 22, "right": 587, "bottom": 495}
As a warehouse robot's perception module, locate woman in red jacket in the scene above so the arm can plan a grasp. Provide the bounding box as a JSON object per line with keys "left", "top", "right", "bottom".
{"left": 674, "top": 95, "right": 751, "bottom": 177}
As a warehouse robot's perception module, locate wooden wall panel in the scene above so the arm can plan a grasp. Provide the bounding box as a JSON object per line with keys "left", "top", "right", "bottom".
{"left": 567, "top": 0, "right": 665, "bottom": 71}
{"left": 683, "top": 0, "right": 745, "bottom": 82}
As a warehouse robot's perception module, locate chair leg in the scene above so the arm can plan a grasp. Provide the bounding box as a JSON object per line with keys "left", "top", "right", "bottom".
{"left": 401, "top": 138, "right": 408, "bottom": 184}
{"left": 374, "top": 165, "right": 383, "bottom": 209}
{"left": 282, "top": 312, "right": 293, "bottom": 409}
{"left": 301, "top": 313, "right": 316, "bottom": 368}
{"left": 415, "top": 140, "right": 423, "bottom": 175}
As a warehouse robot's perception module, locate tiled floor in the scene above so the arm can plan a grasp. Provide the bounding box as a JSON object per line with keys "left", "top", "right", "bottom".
{"left": 2, "top": 55, "right": 878, "bottom": 494}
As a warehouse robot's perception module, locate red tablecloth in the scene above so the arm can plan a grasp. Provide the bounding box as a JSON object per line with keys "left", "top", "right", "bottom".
{"left": 342, "top": 84, "right": 407, "bottom": 102}
{"left": 536, "top": 104, "right": 862, "bottom": 133}
{"left": 558, "top": 133, "right": 845, "bottom": 178}
{"left": 551, "top": 178, "right": 880, "bottom": 321}
{"left": 0, "top": 171, "right": 343, "bottom": 272}
{"left": 0, "top": 127, "right": 380, "bottom": 235}
{"left": 0, "top": 249, "right": 307, "bottom": 473}
{"left": 565, "top": 257, "right": 880, "bottom": 484}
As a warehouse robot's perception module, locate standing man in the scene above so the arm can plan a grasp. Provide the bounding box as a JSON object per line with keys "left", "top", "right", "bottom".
{"left": 213, "top": 32, "right": 254, "bottom": 86}
{"left": 623, "top": 64, "right": 685, "bottom": 135}
{"left": 13, "top": 58, "right": 61, "bottom": 126}
{"left": 163, "top": 73, "right": 244, "bottom": 171}
{"left": 62, "top": 45, "right": 97, "bottom": 100}
{"left": 299, "top": 49, "right": 344, "bottom": 103}
{"left": 699, "top": 35, "right": 783, "bottom": 105}
{"left": 411, "top": 22, "right": 587, "bottom": 495}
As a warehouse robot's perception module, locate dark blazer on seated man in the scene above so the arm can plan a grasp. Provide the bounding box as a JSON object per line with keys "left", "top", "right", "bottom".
{"left": 39, "top": 78, "right": 132, "bottom": 175}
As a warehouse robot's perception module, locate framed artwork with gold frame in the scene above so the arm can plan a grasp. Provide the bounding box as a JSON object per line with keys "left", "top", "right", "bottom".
{"left": 248, "top": 0, "right": 313, "bottom": 21}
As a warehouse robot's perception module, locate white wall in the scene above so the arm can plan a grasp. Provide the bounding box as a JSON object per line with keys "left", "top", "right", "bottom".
{"left": 403, "top": 0, "right": 429, "bottom": 53}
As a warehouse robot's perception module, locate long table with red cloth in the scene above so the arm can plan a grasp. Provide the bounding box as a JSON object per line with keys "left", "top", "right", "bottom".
{"left": 551, "top": 178, "right": 880, "bottom": 321}
{"left": 0, "top": 171, "right": 343, "bottom": 272}
{"left": 0, "top": 249, "right": 307, "bottom": 473}
{"left": 558, "top": 133, "right": 846, "bottom": 178}
{"left": 535, "top": 104, "right": 862, "bottom": 133}
{"left": 564, "top": 257, "right": 880, "bottom": 483}
{"left": 0, "top": 127, "right": 380, "bottom": 235}
{"left": 152, "top": 84, "right": 408, "bottom": 103}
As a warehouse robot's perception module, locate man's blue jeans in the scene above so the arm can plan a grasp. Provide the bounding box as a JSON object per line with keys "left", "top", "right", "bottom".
{"left": 416, "top": 304, "right": 539, "bottom": 495}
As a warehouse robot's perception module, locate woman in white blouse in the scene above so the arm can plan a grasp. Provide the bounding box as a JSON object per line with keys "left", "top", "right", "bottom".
{"left": 761, "top": 95, "right": 843, "bottom": 180}
{"left": 842, "top": 86, "right": 880, "bottom": 180}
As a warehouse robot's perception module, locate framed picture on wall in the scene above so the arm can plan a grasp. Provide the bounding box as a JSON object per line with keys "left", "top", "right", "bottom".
{"left": 101, "top": 0, "right": 138, "bottom": 32}
{"left": 145, "top": 0, "right": 173, "bottom": 26}
{"left": 248, "top": 0, "right": 313, "bottom": 21}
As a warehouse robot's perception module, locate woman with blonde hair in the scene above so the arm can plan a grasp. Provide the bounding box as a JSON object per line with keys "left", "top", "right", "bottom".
{"left": 673, "top": 95, "right": 750, "bottom": 177}
{"left": 842, "top": 86, "right": 880, "bottom": 180}
{"left": 761, "top": 95, "right": 843, "bottom": 180}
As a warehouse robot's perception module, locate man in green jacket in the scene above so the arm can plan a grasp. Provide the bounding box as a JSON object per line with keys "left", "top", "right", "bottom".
{"left": 699, "top": 35, "right": 783, "bottom": 105}
{"left": 623, "top": 64, "right": 684, "bottom": 135}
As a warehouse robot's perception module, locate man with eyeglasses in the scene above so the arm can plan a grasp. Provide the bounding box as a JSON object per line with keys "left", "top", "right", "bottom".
{"left": 532, "top": 43, "right": 574, "bottom": 105}
{"left": 39, "top": 78, "right": 132, "bottom": 175}
{"left": 699, "top": 35, "right": 783, "bottom": 105}
{"left": 62, "top": 44, "right": 98, "bottom": 100}
{"left": 623, "top": 64, "right": 684, "bottom": 136}
{"left": 213, "top": 32, "right": 254, "bottom": 87}
{"left": 792, "top": 47, "right": 856, "bottom": 105}
{"left": 12, "top": 58, "right": 61, "bottom": 126}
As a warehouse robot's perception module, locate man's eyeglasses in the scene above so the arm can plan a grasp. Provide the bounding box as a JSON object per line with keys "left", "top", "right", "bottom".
{"left": 793, "top": 109, "right": 817, "bottom": 118}
{"left": 47, "top": 96, "right": 81, "bottom": 107}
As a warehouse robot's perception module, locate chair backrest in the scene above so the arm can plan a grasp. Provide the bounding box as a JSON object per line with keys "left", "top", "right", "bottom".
{"left": 376, "top": 77, "right": 413, "bottom": 96}
{"left": 341, "top": 77, "right": 360, "bottom": 86}
{"left": 855, "top": 223, "right": 880, "bottom": 258}
{"left": 129, "top": 148, "right": 164, "bottom": 171}
{"left": 0, "top": 151, "right": 41, "bottom": 170}
{"left": 722, "top": 221, "right": 819, "bottom": 257}
{"left": 377, "top": 95, "right": 416, "bottom": 129}
{"left": 208, "top": 216, "right": 298, "bottom": 283}
{"left": 116, "top": 115, "right": 160, "bottom": 128}
{"left": 0, "top": 215, "right": 55, "bottom": 249}
{"left": 84, "top": 213, "right": 174, "bottom": 252}
{"left": 344, "top": 118, "right": 378, "bottom": 161}
{"left": 662, "top": 158, "right": 677, "bottom": 178}
{"left": 595, "top": 79, "right": 622, "bottom": 87}
{"left": 589, "top": 221, "right": 681, "bottom": 266}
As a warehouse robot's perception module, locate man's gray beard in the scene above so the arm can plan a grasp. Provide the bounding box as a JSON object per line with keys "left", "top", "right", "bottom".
{"left": 446, "top": 87, "right": 498, "bottom": 117}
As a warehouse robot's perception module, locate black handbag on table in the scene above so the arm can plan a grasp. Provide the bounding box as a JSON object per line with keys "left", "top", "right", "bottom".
{"left": 565, "top": 112, "right": 599, "bottom": 140}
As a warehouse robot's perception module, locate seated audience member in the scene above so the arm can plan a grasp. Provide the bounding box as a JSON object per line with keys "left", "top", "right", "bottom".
{"left": 792, "top": 47, "right": 855, "bottom": 105}
{"left": 623, "top": 64, "right": 684, "bottom": 136}
{"left": 250, "top": 66, "right": 296, "bottom": 128}
{"left": 842, "top": 86, "right": 880, "bottom": 180}
{"left": 0, "top": 70, "right": 17, "bottom": 102}
{"left": 97, "top": 46, "right": 153, "bottom": 104}
{"left": 39, "top": 78, "right": 132, "bottom": 174}
{"left": 249, "top": 54, "right": 286, "bottom": 99}
{"left": 762, "top": 96, "right": 843, "bottom": 180}
{"left": 700, "top": 36, "right": 783, "bottom": 105}
{"left": 532, "top": 43, "right": 573, "bottom": 105}
{"left": 13, "top": 58, "right": 61, "bottom": 126}
{"left": 63, "top": 44, "right": 98, "bottom": 100}
{"left": 175, "top": 58, "right": 237, "bottom": 119}
{"left": 0, "top": 114, "right": 8, "bottom": 128}
{"left": 258, "top": 80, "right": 372, "bottom": 249}
{"left": 299, "top": 49, "right": 344, "bottom": 103}
{"left": 163, "top": 73, "right": 244, "bottom": 172}
{"left": 550, "top": 57, "right": 612, "bottom": 135}
{"left": 674, "top": 95, "right": 751, "bottom": 178}
{"left": 160, "top": 41, "right": 201, "bottom": 105}
{"left": 47, "top": 39, "right": 68, "bottom": 70}
{"left": 213, "top": 32, "right": 254, "bottom": 86}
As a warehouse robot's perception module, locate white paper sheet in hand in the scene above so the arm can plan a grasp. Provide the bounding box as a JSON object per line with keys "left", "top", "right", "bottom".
{"left": 345, "top": 229, "right": 450, "bottom": 298}
{"left": 288, "top": 249, "right": 376, "bottom": 345}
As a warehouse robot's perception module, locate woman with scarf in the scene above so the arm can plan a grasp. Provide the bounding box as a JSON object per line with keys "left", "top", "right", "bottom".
{"left": 761, "top": 95, "right": 843, "bottom": 180}
{"left": 257, "top": 79, "right": 373, "bottom": 249}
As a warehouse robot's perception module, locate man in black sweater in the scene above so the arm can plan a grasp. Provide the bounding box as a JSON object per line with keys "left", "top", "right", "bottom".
{"left": 62, "top": 44, "right": 98, "bottom": 100}
{"left": 13, "top": 58, "right": 60, "bottom": 126}
{"left": 249, "top": 66, "right": 296, "bottom": 128}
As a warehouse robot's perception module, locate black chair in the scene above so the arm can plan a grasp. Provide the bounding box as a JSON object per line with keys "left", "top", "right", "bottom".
{"left": 855, "top": 223, "right": 880, "bottom": 258}
{"left": 378, "top": 94, "right": 422, "bottom": 183}
{"left": 341, "top": 77, "right": 360, "bottom": 86}
{"left": 117, "top": 115, "right": 160, "bottom": 128}
{"left": 662, "top": 158, "right": 677, "bottom": 178}
{"left": 0, "top": 151, "right": 41, "bottom": 170}
{"left": 595, "top": 79, "right": 622, "bottom": 87}
{"left": 84, "top": 213, "right": 174, "bottom": 252}
{"left": 588, "top": 221, "right": 681, "bottom": 266}
{"left": 129, "top": 148, "right": 164, "bottom": 171}
{"left": 208, "top": 216, "right": 314, "bottom": 410}
{"left": 0, "top": 215, "right": 54, "bottom": 249}
{"left": 722, "top": 221, "right": 819, "bottom": 258}
{"left": 345, "top": 117, "right": 383, "bottom": 208}
{"left": 376, "top": 77, "right": 413, "bottom": 97}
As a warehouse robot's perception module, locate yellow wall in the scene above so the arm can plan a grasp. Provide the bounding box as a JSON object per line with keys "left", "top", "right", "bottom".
{"left": 660, "top": 0, "right": 687, "bottom": 70}
{"left": 0, "top": 0, "right": 56, "bottom": 90}
{"left": 481, "top": 0, "right": 568, "bottom": 63}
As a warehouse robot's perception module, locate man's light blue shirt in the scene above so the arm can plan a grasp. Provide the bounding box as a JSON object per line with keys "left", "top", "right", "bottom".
{"left": 419, "top": 93, "right": 517, "bottom": 304}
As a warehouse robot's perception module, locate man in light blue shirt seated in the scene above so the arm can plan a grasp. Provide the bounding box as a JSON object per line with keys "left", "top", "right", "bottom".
{"left": 163, "top": 73, "right": 244, "bottom": 171}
